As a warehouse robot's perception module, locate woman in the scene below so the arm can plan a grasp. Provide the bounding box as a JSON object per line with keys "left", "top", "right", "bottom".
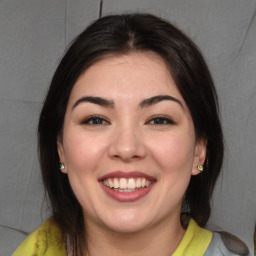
{"left": 13, "top": 13, "right": 249, "bottom": 256}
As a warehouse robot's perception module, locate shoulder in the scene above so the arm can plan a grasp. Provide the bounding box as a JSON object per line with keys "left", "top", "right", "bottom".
{"left": 204, "top": 231, "right": 250, "bottom": 256}
{"left": 173, "top": 219, "right": 213, "bottom": 256}
{"left": 12, "top": 217, "right": 67, "bottom": 256}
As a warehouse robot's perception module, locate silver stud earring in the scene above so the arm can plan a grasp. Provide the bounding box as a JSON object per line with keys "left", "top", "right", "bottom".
{"left": 59, "top": 163, "right": 65, "bottom": 171}
{"left": 197, "top": 165, "right": 203, "bottom": 172}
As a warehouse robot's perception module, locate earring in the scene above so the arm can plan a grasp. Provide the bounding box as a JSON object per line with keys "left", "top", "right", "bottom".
{"left": 59, "top": 163, "right": 65, "bottom": 171}
{"left": 197, "top": 165, "right": 204, "bottom": 172}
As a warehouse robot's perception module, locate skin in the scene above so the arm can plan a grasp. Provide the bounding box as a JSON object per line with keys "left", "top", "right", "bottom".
{"left": 58, "top": 52, "right": 206, "bottom": 256}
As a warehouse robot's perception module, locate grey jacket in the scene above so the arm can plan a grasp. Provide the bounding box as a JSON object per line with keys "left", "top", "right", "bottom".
{"left": 204, "top": 231, "right": 250, "bottom": 256}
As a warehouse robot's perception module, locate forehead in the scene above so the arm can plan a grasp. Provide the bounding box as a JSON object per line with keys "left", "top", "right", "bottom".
{"left": 68, "top": 52, "right": 185, "bottom": 106}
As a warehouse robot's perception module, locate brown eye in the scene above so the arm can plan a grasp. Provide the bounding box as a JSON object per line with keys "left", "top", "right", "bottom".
{"left": 147, "top": 116, "right": 175, "bottom": 125}
{"left": 81, "top": 115, "right": 110, "bottom": 125}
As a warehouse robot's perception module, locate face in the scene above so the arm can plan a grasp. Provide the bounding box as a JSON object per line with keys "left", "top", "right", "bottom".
{"left": 58, "top": 52, "right": 206, "bottom": 234}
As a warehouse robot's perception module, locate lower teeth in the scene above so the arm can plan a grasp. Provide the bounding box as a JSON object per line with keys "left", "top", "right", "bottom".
{"left": 112, "top": 188, "right": 140, "bottom": 192}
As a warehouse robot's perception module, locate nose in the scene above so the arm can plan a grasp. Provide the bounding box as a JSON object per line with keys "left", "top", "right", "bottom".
{"left": 108, "top": 124, "right": 147, "bottom": 162}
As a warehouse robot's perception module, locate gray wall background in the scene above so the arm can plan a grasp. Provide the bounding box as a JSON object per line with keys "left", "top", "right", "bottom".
{"left": 0, "top": 1, "right": 255, "bottom": 255}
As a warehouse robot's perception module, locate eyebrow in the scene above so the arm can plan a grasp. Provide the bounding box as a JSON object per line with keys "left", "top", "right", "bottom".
{"left": 72, "top": 95, "right": 183, "bottom": 110}
{"left": 139, "top": 95, "right": 184, "bottom": 109}
{"left": 72, "top": 96, "right": 115, "bottom": 109}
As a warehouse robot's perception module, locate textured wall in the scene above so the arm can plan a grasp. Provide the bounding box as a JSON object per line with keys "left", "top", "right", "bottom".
{"left": 0, "top": 1, "right": 255, "bottom": 255}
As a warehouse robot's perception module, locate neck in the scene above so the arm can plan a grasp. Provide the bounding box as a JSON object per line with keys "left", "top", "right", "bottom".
{"left": 85, "top": 214, "right": 185, "bottom": 256}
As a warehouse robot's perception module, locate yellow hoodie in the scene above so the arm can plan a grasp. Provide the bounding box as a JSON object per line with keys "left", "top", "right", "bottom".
{"left": 12, "top": 218, "right": 212, "bottom": 256}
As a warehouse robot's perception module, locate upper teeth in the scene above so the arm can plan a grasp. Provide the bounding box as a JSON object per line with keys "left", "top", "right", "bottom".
{"left": 102, "top": 177, "right": 152, "bottom": 189}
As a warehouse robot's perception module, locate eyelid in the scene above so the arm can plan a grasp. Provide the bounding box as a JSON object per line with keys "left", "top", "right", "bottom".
{"left": 80, "top": 115, "right": 110, "bottom": 125}
{"left": 145, "top": 115, "right": 176, "bottom": 125}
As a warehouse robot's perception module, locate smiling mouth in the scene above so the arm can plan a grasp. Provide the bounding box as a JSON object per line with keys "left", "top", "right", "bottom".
{"left": 102, "top": 177, "right": 153, "bottom": 192}
{"left": 99, "top": 171, "right": 156, "bottom": 202}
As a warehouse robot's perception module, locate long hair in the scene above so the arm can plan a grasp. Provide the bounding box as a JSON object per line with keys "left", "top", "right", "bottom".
{"left": 38, "top": 13, "right": 224, "bottom": 254}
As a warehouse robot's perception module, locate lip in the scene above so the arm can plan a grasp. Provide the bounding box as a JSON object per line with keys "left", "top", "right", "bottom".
{"left": 99, "top": 171, "right": 156, "bottom": 202}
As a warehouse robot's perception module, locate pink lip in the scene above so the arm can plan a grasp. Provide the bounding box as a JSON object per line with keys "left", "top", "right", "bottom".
{"left": 99, "top": 171, "right": 156, "bottom": 202}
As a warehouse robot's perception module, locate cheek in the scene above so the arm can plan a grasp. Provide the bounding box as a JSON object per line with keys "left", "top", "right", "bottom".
{"left": 149, "top": 132, "right": 196, "bottom": 173}
{"left": 63, "top": 129, "right": 108, "bottom": 174}
{"left": 62, "top": 130, "right": 110, "bottom": 213}
{"left": 149, "top": 133, "right": 195, "bottom": 210}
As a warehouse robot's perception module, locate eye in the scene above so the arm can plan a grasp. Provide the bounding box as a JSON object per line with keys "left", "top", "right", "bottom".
{"left": 146, "top": 115, "right": 175, "bottom": 125}
{"left": 81, "top": 115, "right": 110, "bottom": 125}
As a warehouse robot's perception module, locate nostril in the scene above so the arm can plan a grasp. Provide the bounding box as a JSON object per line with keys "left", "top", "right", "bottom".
{"left": 110, "top": 149, "right": 146, "bottom": 162}
{"left": 108, "top": 130, "right": 147, "bottom": 161}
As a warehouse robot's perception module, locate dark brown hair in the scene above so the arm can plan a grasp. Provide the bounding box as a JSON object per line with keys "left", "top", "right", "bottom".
{"left": 38, "top": 13, "right": 223, "bottom": 254}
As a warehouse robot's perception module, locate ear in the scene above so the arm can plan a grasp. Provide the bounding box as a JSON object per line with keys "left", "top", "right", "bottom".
{"left": 57, "top": 136, "right": 67, "bottom": 174}
{"left": 192, "top": 137, "right": 207, "bottom": 176}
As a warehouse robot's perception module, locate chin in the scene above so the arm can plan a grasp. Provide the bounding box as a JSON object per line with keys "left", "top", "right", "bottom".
{"left": 100, "top": 209, "right": 152, "bottom": 234}
{"left": 106, "top": 220, "right": 149, "bottom": 234}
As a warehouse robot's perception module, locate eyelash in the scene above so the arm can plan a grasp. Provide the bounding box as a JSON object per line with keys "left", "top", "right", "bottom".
{"left": 81, "top": 115, "right": 175, "bottom": 126}
{"left": 81, "top": 115, "right": 110, "bottom": 125}
{"left": 146, "top": 115, "right": 175, "bottom": 125}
